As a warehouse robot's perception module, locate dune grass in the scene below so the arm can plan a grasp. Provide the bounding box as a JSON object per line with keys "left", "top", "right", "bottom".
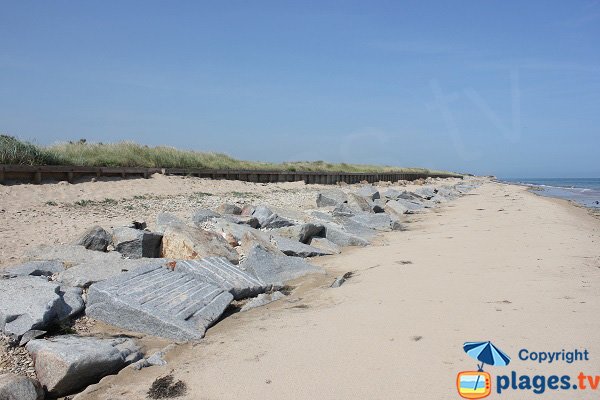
{"left": 0, "top": 135, "right": 461, "bottom": 176}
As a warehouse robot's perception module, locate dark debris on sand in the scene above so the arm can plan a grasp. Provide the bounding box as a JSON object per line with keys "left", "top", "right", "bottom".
{"left": 147, "top": 374, "right": 187, "bottom": 399}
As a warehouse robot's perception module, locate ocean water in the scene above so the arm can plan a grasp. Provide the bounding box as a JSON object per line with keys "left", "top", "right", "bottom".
{"left": 501, "top": 178, "right": 600, "bottom": 208}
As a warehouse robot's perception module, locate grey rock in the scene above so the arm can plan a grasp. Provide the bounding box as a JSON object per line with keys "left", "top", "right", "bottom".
{"left": 347, "top": 193, "right": 373, "bottom": 213}
{"left": 382, "top": 188, "right": 403, "bottom": 200}
{"left": 75, "top": 225, "right": 111, "bottom": 252}
{"left": 155, "top": 212, "right": 186, "bottom": 233}
{"left": 332, "top": 203, "right": 356, "bottom": 217}
{"left": 113, "top": 227, "right": 163, "bottom": 259}
{"left": 384, "top": 200, "right": 409, "bottom": 216}
{"left": 25, "top": 244, "right": 123, "bottom": 267}
{"left": 316, "top": 189, "right": 348, "bottom": 207}
{"left": 241, "top": 244, "right": 324, "bottom": 285}
{"left": 391, "top": 198, "right": 425, "bottom": 213}
{"left": 26, "top": 335, "right": 142, "bottom": 397}
{"left": 356, "top": 185, "right": 380, "bottom": 200}
{"left": 19, "top": 330, "right": 46, "bottom": 346}
{"left": 223, "top": 214, "right": 260, "bottom": 228}
{"left": 251, "top": 205, "right": 294, "bottom": 229}
{"left": 335, "top": 217, "right": 379, "bottom": 240}
{"left": 348, "top": 213, "right": 396, "bottom": 231}
{"left": 271, "top": 236, "right": 333, "bottom": 258}
{"left": 161, "top": 224, "right": 239, "bottom": 264}
{"left": 131, "top": 344, "right": 176, "bottom": 370}
{"left": 309, "top": 237, "right": 341, "bottom": 254}
{"left": 240, "top": 205, "right": 256, "bottom": 216}
{"left": 57, "top": 286, "right": 86, "bottom": 319}
{"left": 0, "top": 276, "right": 78, "bottom": 340}
{"left": 414, "top": 186, "right": 437, "bottom": 200}
{"left": 217, "top": 203, "right": 242, "bottom": 215}
{"left": 86, "top": 264, "right": 233, "bottom": 340}
{"left": 0, "top": 373, "right": 44, "bottom": 400}
{"left": 174, "top": 257, "right": 268, "bottom": 300}
{"left": 316, "top": 221, "right": 369, "bottom": 247}
{"left": 270, "top": 223, "right": 325, "bottom": 244}
{"left": 191, "top": 209, "right": 221, "bottom": 226}
{"left": 240, "top": 291, "right": 286, "bottom": 312}
{"left": 2, "top": 260, "right": 65, "bottom": 278}
{"left": 371, "top": 199, "right": 386, "bottom": 213}
{"left": 213, "top": 219, "right": 260, "bottom": 246}
{"left": 57, "top": 256, "right": 173, "bottom": 288}
{"left": 330, "top": 272, "right": 354, "bottom": 288}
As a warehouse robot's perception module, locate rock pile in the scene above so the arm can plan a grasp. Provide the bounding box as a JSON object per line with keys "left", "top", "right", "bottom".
{"left": 0, "top": 178, "right": 480, "bottom": 398}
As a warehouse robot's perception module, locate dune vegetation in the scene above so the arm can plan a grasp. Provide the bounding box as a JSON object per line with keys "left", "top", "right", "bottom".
{"left": 0, "top": 135, "right": 460, "bottom": 176}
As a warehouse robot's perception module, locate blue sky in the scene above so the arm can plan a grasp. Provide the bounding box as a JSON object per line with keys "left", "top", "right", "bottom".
{"left": 1, "top": 1, "right": 599, "bottom": 177}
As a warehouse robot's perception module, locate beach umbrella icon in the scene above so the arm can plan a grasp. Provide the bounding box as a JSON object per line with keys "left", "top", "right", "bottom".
{"left": 463, "top": 341, "right": 511, "bottom": 370}
{"left": 463, "top": 341, "right": 511, "bottom": 393}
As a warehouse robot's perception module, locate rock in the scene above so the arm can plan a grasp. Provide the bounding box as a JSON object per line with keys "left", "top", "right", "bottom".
{"left": 371, "top": 199, "right": 386, "bottom": 213}
{"left": 316, "top": 189, "right": 348, "bottom": 207}
{"left": 223, "top": 215, "right": 260, "bottom": 228}
{"left": 191, "top": 209, "right": 221, "bottom": 226}
{"left": 131, "top": 344, "right": 176, "bottom": 370}
{"left": 335, "top": 217, "right": 379, "bottom": 241}
{"left": 0, "top": 373, "right": 44, "bottom": 400}
{"left": 330, "top": 272, "right": 354, "bottom": 288}
{"left": 173, "top": 258, "right": 268, "bottom": 300}
{"left": 309, "top": 237, "right": 341, "bottom": 254}
{"left": 332, "top": 203, "right": 356, "bottom": 217}
{"left": 414, "top": 186, "right": 437, "bottom": 200}
{"left": 57, "top": 257, "right": 172, "bottom": 288}
{"left": 271, "top": 236, "right": 333, "bottom": 258}
{"left": 217, "top": 203, "right": 242, "bottom": 215}
{"left": 86, "top": 264, "right": 233, "bottom": 340}
{"left": 19, "top": 330, "right": 46, "bottom": 346}
{"left": 112, "top": 227, "right": 163, "bottom": 259}
{"left": 251, "top": 205, "right": 294, "bottom": 229}
{"left": 26, "top": 335, "right": 142, "bottom": 397}
{"left": 0, "top": 276, "right": 82, "bottom": 341}
{"left": 384, "top": 200, "right": 409, "bottom": 216}
{"left": 161, "top": 224, "right": 239, "bottom": 264}
{"left": 346, "top": 193, "right": 372, "bottom": 213}
{"left": 240, "top": 243, "right": 324, "bottom": 285}
{"left": 348, "top": 213, "right": 396, "bottom": 231}
{"left": 270, "top": 223, "right": 325, "bottom": 244}
{"left": 57, "top": 286, "right": 86, "bottom": 319}
{"left": 75, "top": 226, "right": 111, "bottom": 252}
{"left": 309, "top": 219, "right": 370, "bottom": 247}
{"left": 155, "top": 212, "right": 186, "bottom": 233}
{"left": 240, "top": 291, "right": 286, "bottom": 312}
{"left": 382, "top": 188, "right": 403, "bottom": 200}
{"left": 392, "top": 198, "right": 425, "bottom": 213}
{"left": 240, "top": 205, "right": 256, "bottom": 216}
{"left": 25, "top": 244, "right": 123, "bottom": 268}
{"left": 213, "top": 219, "right": 259, "bottom": 246}
{"left": 1, "top": 260, "right": 65, "bottom": 278}
{"left": 356, "top": 185, "right": 380, "bottom": 200}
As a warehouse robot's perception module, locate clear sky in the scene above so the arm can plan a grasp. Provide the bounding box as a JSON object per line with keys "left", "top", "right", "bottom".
{"left": 1, "top": 1, "right": 599, "bottom": 177}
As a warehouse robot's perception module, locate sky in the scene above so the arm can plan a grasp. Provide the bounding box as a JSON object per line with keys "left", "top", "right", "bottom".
{"left": 1, "top": 1, "right": 599, "bottom": 177}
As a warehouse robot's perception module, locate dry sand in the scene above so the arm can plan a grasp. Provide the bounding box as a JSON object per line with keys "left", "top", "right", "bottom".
{"left": 63, "top": 181, "right": 600, "bottom": 399}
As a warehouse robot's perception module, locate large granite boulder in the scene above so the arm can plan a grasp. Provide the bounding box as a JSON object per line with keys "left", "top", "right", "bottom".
{"left": 74, "top": 226, "right": 112, "bottom": 252}
{"left": 240, "top": 242, "right": 324, "bottom": 285}
{"left": 191, "top": 209, "right": 221, "bottom": 226}
{"left": 371, "top": 199, "right": 387, "bottom": 213}
{"left": 86, "top": 265, "right": 233, "bottom": 341}
{"left": 270, "top": 223, "right": 326, "bottom": 244}
{"left": 155, "top": 212, "right": 186, "bottom": 233}
{"left": 414, "top": 186, "right": 437, "bottom": 200}
{"left": 0, "top": 276, "right": 84, "bottom": 341}
{"left": 223, "top": 214, "right": 260, "bottom": 228}
{"left": 346, "top": 193, "right": 372, "bottom": 213}
{"left": 112, "top": 227, "right": 163, "bottom": 259}
{"left": 316, "top": 189, "right": 348, "bottom": 207}
{"left": 355, "top": 185, "right": 380, "bottom": 200}
{"left": 173, "top": 258, "right": 269, "bottom": 299}
{"left": 384, "top": 200, "right": 409, "bottom": 216}
{"left": 392, "top": 198, "right": 425, "bottom": 213}
{"left": 0, "top": 373, "right": 44, "bottom": 400}
{"left": 309, "top": 237, "right": 341, "bottom": 254}
{"left": 251, "top": 206, "right": 294, "bottom": 229}
{"left": 25, "top": 244, "right": 122, "bottom": 267}
{"left": 271, "top": 236, "right": 334, "bottom": 258}
{"left": 1, "top": 260, "right": 65, "bottom": 278}
{"left": 332, "top": 203, "right": 356, "bottom": 217}
{"left": 26, "top": 335, "right": 142, "bottom": 397}
{"left": 217, "top": 203, "right": 242, "bottom": 215}
{"left": 348, "top": 213, "right": 399, "bottom": 231}
{"left": 161, "top": 224, "right": 239, "bottom": 264}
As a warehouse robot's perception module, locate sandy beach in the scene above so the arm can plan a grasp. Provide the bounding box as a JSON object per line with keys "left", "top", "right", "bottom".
{"left": 30, "top": 179, "right": 593, "bottom": 399}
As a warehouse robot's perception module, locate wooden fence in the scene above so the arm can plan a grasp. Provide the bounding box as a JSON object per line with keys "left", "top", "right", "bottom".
{"left": 0, "top": 165, "right": 462, "bottom": 185}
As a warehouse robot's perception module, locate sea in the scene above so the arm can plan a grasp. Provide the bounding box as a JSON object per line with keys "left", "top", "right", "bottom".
{"left": 500, "top": 178, "right": 600, "bottom": 208}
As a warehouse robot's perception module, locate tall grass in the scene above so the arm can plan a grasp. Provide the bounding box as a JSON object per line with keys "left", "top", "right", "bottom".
{"left": 0, "top": 135, "right": 461, "bottom": 175}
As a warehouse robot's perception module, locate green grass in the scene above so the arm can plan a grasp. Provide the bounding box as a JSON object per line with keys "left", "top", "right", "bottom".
{"left": 0, "top": 135, "right": 462, "bottom": 176}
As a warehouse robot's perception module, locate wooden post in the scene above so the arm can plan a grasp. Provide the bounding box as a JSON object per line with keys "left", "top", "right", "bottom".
{"left": 0, "top": 168, "right": 4, "bottom": 184}
{"left": 34, "top": 171, "right": 42, "bottom": 184}
{"left": 67, "top": 172, "right": 74, "bottom": 183}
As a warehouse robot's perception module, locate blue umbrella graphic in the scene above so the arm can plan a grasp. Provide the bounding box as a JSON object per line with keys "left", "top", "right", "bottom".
{"left": 463, "top": 341, "right": 511, "bottom": 391}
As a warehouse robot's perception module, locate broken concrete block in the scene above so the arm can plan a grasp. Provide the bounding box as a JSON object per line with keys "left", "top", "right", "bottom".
{"left": 86, "top": 265, "right": 234, "bottom": 341}
{"left": 173, "top": 257, "right": 269, "bottom": 300}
